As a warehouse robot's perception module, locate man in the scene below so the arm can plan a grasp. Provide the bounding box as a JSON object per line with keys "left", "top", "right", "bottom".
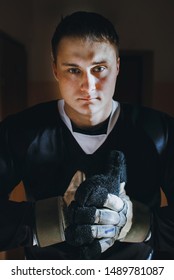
{"left": 0, "top": 11, "right": 174, "bottom": 260}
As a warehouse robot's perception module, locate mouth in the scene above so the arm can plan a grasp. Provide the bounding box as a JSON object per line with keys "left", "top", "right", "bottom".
{"left": 78, "top": 96, "right": 99, "bottom": 101}
{"left": 80, "top": 98, "right": 96, "bottom": 101}
{"left": 77, "top": 98, "right": 100, "bottom": 105}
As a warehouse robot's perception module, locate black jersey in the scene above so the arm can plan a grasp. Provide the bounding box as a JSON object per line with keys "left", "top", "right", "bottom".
{"left": 0, "top": 100, "right": 174, "bottom": 259}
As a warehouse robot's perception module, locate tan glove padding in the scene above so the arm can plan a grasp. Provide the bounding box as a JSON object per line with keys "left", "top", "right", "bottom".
{"left": 120, "top": 200, "right": 151, "bottom": 243}
{"left": 35, "top": 196, "right": 66, "bottom": 247}
{"left": 35, "top": 170, "right": 85, "bottom": 247}
{"left": 102, "top": 183, "right": 150, "bottom": 243}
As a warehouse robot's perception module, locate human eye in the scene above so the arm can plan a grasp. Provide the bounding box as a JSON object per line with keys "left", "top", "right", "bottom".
{"left": 93, "top": 65, "right": 106, "bottom": 73}
{"left": 68, "top": 68, "right": 81, "bottom": 74}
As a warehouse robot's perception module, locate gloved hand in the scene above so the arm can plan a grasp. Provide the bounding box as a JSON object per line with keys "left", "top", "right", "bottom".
{"left": 66, "top": 150, "right": 151, "bottom": 259}
{"left": 65, "top": 182, "right": 132, "bottom": 256}
{"left": 35, "top": 170, "right": 86, "bottom": 247}
{"left": 65, "top": 150, "right": 133, "bottom": 258}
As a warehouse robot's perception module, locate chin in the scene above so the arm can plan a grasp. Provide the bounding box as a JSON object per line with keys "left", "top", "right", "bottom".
{"left": 80, "top": 103, "right": 100, "bottom": 113}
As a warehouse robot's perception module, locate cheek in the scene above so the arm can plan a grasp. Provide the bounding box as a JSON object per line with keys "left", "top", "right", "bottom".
{"left": 58, "top": 75, "right": 71, "bottom": 88}
{"left": 59, "top": 72, "right": 80, "bottom": 86}
{"left": 108, "top": 69, "right": 118, "bottom": 86}
{"left": 99, "top": 73, "right": 116, "bottom": 90}
{"left": 96, "top": 77, "right": 107, "bottom": 90}
{"left": 58, "top": 77, "right": 80, "bottom": 98}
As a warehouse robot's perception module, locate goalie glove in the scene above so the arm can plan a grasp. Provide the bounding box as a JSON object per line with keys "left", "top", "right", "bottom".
{"left": 65, "top": 151, "right": 131, "bottom": 255}
{"left": 66, "top": 151, "right": 132, "bottom": 244}
{"left": 66, "top": 183, "right": 150, "bottom": 258}
{"left": 66, "top": 150, "right": 150, "bottom": 258}
{"left": 66, "top": 181, "right": 132, "bottom": 248}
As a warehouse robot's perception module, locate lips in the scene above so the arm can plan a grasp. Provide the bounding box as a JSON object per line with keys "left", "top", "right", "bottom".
{"left": 80, "top": 98, "right": 97, "bottom": 101}
{"left": 78, "top": 96, "right": 99, "bottom": 101}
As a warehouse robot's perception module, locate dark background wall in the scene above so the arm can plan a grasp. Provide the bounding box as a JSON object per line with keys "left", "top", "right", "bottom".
{"left": 0, "top": 0, "right": 174, "bottom": 115}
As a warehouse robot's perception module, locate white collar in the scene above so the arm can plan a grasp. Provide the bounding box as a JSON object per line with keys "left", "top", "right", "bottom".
{"left": 58, "top": 99, "right": 120, "bottom": 154}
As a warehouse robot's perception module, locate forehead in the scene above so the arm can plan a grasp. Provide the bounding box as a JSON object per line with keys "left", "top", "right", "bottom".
{"left": 56, "top": 36, "right": 117, "bottom": 63}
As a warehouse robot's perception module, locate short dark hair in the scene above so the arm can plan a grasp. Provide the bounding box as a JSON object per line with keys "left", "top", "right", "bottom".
{"left": 51, "top": 11, "right": 119, "bottom": 62}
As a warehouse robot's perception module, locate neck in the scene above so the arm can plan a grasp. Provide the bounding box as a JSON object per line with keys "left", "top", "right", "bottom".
{"left": 71, "top": 116, "right": 110, "bottom": 134}
{"left": 68, "top": 114, "right": 104, "bottom": 129}
{"left": 64, "top": 103, "right": 112, "bottom": 129}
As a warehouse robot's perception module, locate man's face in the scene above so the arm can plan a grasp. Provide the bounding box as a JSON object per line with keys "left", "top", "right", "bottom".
{"left": 53, "top": 36, "right": 120, "bottom": 126}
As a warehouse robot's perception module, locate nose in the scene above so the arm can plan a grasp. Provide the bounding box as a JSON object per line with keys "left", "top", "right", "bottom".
{"left": 80, "top": 72, "right": 96, "bottom": 95}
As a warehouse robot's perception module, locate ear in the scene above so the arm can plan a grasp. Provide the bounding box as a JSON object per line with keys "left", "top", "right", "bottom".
{"left": 51, "top": 52, "right": 59, "bottom": 82}
{"left": 52, "top": 61, "right": 59, "bottom": 82}
{"left": 116, "top": 57, "right": 120, "bottom": 74}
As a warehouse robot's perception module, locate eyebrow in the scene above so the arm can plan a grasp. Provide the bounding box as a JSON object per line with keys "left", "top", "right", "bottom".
{"left": 61, "top": 63, "right": 79, "bottom": 67}
{"left": 61, "top": 60, "right": 107, "bottom": 67}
